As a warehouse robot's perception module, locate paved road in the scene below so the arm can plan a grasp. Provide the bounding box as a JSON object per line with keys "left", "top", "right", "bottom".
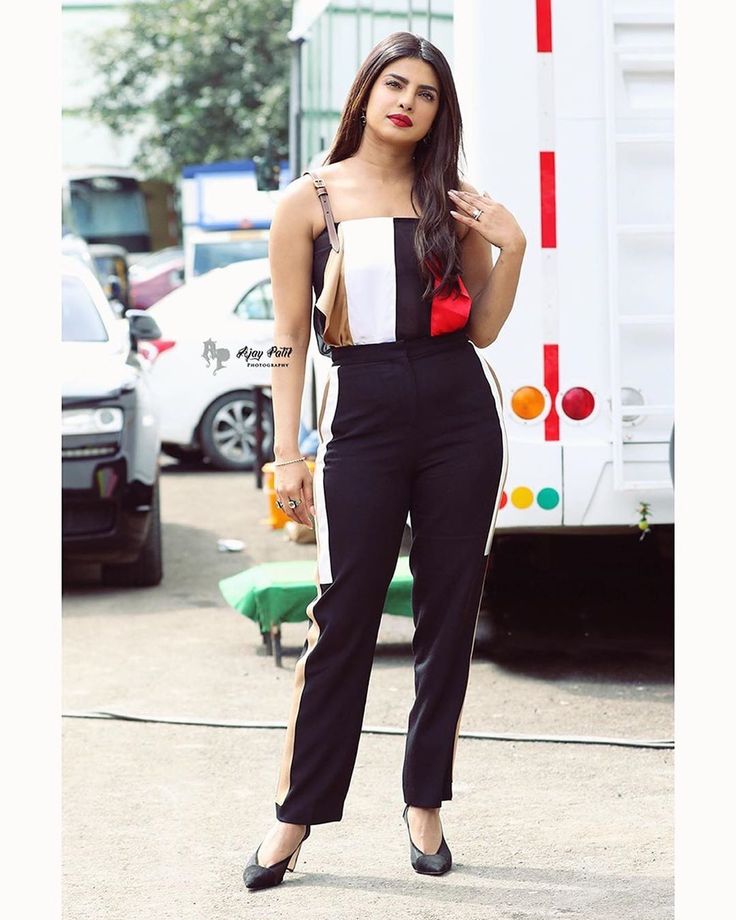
{"left": 62, "top": 461, "right": 674, "bottom": 920}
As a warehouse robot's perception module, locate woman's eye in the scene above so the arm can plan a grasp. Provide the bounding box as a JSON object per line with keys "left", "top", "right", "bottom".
{"left": 386, "top": 80, "right": 435, "bottom": 102}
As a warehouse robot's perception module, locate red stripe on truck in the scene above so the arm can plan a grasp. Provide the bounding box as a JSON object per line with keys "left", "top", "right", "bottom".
{"left": 538, "top": 2, "right": 559, "bottom": 442}
{"left": 540, "top": 151, "right": 557, "bottom": 248}
{"left": 536, "top": 0, "right": 553, "bottom": 52}
{"left": 544, "top": 343, "right": 560, "bottom": 441}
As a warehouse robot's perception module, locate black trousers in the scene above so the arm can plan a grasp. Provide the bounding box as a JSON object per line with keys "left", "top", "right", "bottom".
{"left": 274, "top": 329, "right": 508, "bottom": 825}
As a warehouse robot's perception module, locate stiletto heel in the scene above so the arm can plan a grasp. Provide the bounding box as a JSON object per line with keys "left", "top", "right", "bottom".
{"left": 243, "top": 824, "right": 311, "bottom": 890}
{"left": 402, "top": 804, "right": 452, "bottom": 875}
{"left": 286, "top": 842, "right": 303, "bottom": 872}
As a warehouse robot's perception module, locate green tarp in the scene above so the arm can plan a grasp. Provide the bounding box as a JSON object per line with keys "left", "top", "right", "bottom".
{"left": 219, "top": 556, "right": 415, "bottom": 631}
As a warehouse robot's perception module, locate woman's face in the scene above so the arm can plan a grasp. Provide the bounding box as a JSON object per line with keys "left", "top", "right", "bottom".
{"left": 365, "top": 56, "right": 440, "bottom": 146}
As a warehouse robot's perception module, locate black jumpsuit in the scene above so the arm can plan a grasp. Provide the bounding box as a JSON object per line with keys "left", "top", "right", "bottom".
{"left": 274, "top": 172, "right": 509, "bottom": 825}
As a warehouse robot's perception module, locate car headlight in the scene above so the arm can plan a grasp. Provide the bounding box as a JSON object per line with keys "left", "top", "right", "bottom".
{"left": 62, "top": 407, "right": 124, "bottom": 435}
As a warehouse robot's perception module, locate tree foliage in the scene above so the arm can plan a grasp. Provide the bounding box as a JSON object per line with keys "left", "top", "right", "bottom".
{"left": 85, "top": 0, "right": 292, "bottom": 182}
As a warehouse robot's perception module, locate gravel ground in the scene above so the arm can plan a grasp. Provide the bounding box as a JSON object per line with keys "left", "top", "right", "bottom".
{"left": 62, "top": 463, "right": 673, "bottom": 920}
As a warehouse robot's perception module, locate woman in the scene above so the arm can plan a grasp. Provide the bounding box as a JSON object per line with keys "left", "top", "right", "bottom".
{"left": 244, "top": 30, "right": 525, "bottom": 890}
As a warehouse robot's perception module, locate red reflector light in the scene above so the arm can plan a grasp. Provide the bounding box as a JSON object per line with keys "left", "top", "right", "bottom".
{"left": 560, "top": 387, "right": 595, "bottom": 420}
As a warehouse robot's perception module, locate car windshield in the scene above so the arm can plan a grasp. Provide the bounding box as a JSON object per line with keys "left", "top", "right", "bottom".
{"left": 62, "top": 275, "right": 109, "bottom": 342}
{"left": 193, "top": 240, "right": 269, "bottom": 277}
{"left": 69, "top": 177, "right": 148, "bottom": 236}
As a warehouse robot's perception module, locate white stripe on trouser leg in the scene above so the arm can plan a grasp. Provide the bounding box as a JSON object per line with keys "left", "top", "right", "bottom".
{"left": 315, "top": 365, "right": 340, "bottom": 585}
{"left": 274, "top": 366, "right": 340, "bottom": 809}
{"left": 450, "top": 351, "right": 510, "bottom": 784}
{"left": 473, "top": 351, "right": 510, "bottom": 555}
{"left": 274, "top": 588, "right": 323, "bottom": 806}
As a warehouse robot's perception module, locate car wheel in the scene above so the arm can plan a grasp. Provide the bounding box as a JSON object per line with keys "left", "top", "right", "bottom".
{"left": 199, "top": 390, "right": 274, "bottom": 471}
{"left": 102, "top": 477, "right": 163, "bottom": 587}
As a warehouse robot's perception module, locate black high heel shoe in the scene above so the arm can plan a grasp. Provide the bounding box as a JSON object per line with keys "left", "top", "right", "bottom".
{"left": 242, "top": 824, "right": 311, "bottom": 890}
{"left": 402, "top": 804, "right": 452, "bottom": 875}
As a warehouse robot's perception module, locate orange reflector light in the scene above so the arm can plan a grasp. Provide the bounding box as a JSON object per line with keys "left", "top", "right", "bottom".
{"left": 510, "top": 386, "right": 546, "bottom": 420}
{"left": 561, "top": 387, "right": 595, "bottom": 420}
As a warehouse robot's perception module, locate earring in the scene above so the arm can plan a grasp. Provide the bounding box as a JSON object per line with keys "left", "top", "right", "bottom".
{"left": 422, "top": 130, "right": 432, "bottom": 145}
{"left": 360, "top": 109, "right": 366, "bottom": 127}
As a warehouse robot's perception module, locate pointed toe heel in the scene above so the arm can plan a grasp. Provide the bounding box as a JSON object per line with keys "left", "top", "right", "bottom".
{"left": 402, "top": 804, "right": 452, "bottom": 876}
{"left": 243, "top": 824, "right": 311, "bottom": 890}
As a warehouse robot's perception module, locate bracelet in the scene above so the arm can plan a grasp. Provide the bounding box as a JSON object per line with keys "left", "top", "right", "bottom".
{"left": 273, "top": 455, "right": 307, "bottom": 467}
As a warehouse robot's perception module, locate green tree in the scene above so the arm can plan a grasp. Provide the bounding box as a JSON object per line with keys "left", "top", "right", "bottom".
{"left": 85, "top": 0, "right": 292, "bottom": 183}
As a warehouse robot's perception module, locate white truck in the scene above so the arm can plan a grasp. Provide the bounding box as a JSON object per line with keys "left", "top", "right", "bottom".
{"left": 456, "top": 0, "right": 673, "bottom": 534}
{"left": 294, "top": 0, "right": 674, "bottom": 649}
{"left": 304, "top": 0, "right": 674, "bottom": 538}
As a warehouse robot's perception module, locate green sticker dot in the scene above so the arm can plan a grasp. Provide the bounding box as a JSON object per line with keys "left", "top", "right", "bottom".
{"left": 537, "top": 488, "right": 559, "bottom": 510}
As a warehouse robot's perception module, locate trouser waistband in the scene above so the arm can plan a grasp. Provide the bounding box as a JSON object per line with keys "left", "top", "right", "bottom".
{"left": 330, "top": 329, "right": 470, "bottom": 365}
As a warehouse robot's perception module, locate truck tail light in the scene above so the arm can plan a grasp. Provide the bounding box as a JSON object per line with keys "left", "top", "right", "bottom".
{"left": 511, "top": 386, "right": 546, "bottom": 419}
{"left": 561, "top": 387, "right": 595, "bottom": 420}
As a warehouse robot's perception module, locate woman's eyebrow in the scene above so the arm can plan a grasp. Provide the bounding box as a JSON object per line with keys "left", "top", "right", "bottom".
{"left": 385, "top": 72, "right": 438, "bottom": 93}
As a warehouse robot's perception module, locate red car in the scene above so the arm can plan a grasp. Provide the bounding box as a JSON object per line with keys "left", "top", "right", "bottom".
{"left": 128, "top": 247, "right": 185, "bottom": 309}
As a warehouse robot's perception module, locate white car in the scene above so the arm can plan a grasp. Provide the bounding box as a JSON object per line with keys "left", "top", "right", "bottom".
{"left": 145, "top": 259, "right": 298, "bottom": 470}
{"left": 62, "top": 255, "right": 164, "bottom": 586}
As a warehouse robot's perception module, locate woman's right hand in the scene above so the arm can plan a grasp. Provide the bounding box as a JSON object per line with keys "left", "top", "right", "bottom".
{"left": 275, "top": 461, "right": 315, "bottom": 529}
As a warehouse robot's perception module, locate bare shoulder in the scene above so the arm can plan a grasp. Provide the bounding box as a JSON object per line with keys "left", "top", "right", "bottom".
{"left": 271, "top": 176, "right": 322, "bottom": 236}
{"left": 310, "top": 161, "right": 349, "bottom": 181}
{"left": 298, "top": 161, "right": 347, "bottom": 191}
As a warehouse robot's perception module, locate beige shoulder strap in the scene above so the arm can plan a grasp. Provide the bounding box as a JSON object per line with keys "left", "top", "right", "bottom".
{"left": 302, "top": 170, "right": 340, "bottom": 253}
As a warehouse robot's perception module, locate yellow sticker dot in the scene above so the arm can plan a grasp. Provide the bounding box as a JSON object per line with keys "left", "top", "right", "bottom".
{"left": 511, "top": 486, "right": 534, "bottom": 509}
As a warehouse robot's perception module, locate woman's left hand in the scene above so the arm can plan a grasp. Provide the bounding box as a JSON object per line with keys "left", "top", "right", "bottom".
{"left": 448, "top": 188, "right": 526, "bottom": 251}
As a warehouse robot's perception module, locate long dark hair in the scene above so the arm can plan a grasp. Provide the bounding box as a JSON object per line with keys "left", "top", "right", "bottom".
{"left": 322, "top": 31, "right": 467, "bottom": 301}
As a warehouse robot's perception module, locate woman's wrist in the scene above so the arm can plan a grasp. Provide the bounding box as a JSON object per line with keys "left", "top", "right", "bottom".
{"left": 274, "top": 443, "right": 302, "bottom": 460}
{"left": 499, "top": 233, "right": 526, "bottom": 256}
{"left": 273, "top": 456, "right": 307, "bottom": 467}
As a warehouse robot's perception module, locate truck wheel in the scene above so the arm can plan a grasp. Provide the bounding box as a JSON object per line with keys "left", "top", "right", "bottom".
{"left": 102, "top": 477, "right": 163, "bottom": 587}
{"left": 475, "top": 606, "right": 514, "bottom": 660}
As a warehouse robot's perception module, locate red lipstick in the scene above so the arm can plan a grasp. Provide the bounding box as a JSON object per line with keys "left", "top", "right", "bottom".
{"left": 388, "top": 114, "right": 413, "bottom": 127}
